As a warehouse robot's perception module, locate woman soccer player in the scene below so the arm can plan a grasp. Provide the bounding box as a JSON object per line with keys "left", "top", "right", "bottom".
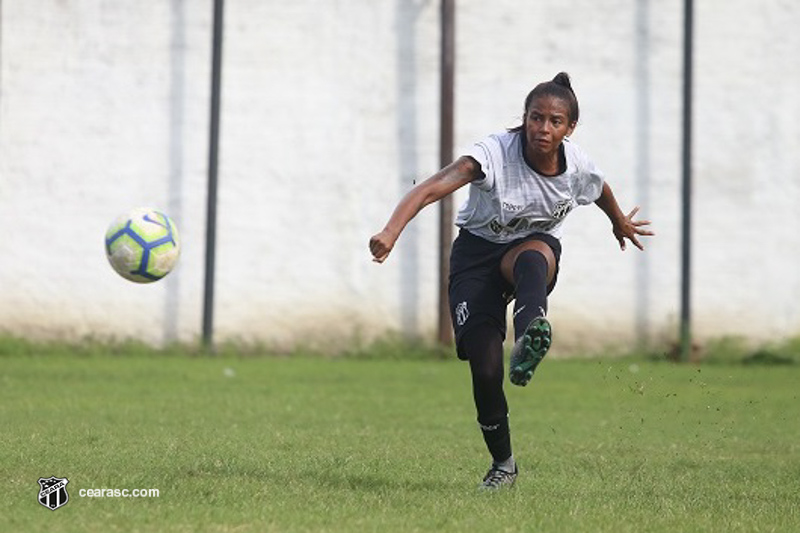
{"left": 369, "top": 73, "right": 653, "bottom": 489}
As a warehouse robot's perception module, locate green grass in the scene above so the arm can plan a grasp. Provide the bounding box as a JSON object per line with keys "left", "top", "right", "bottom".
{"left": 2, "top": 341, "right": 799, "bottom": 532}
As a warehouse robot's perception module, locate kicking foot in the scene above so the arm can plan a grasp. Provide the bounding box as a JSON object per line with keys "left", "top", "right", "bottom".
{"left": 509, "top": 316, "right": 552, "bottom": 387}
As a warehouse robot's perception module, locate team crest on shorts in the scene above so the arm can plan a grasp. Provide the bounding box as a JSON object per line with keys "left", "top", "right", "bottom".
{"left": 455, "top": 301, "right": 469, "bottom": 326}
{"left": 37, "top": 476, "right": 69, "bottom": 511}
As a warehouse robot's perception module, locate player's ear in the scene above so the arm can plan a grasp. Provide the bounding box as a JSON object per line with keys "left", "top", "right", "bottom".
{"left": 565, "top": 121, "right": 577, "bottom": 137}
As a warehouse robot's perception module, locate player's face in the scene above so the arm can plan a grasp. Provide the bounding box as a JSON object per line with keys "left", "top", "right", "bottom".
{"left": 524, "top": 96, "right": 576, "bottom": 156}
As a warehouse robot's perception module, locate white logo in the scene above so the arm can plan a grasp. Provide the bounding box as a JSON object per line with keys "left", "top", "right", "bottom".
{"left": 502, "top": 201, "right": 523, "bottom": 212}
{"left": 455, "top": 301, "right": 469, "bottom": 326}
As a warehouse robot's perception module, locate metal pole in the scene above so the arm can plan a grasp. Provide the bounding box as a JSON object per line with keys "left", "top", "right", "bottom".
{"left": 679, "top": 0, "right": 693, "bottom": 361}
{"left": 634, "top": 0, "right": 652, "bottom": 349}
{"left": 202, "top": 0, "right": 224, "bottom": 348}
{"left": 438, "top": 0, "right": 455, "bottom": 346}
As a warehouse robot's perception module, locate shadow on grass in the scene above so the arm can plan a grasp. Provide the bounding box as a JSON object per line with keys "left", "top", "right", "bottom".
{"left": 304, "top": 468, "right": 462, "bottom": 494}
{"left": 171, "top": 455, "right": 463, "bottom": 495}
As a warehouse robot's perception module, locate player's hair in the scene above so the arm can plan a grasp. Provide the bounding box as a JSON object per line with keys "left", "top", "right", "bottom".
{"left": 509, "top": 72, "right": 580, "bottom": 134}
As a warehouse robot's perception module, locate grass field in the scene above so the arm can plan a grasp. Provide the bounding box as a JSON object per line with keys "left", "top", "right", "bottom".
{"left": 2, "top": 340, "right": 799, "bottom": 533}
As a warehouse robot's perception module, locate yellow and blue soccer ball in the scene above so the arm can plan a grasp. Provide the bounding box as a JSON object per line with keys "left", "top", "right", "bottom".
{"left": 105, "top": 207, "right": 181, "bottom": 283}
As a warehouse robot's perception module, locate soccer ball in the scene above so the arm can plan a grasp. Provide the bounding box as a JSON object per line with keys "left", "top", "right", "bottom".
{"left": 105, "top": 207, "right": 181, "bottom": 283}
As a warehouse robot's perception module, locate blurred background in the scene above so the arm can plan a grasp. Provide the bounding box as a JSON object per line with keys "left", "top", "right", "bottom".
{"left": 0, "top": 0, "right": 798, "bottom": 353}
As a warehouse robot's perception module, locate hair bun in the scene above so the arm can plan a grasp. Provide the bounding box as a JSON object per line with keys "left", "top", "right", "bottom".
{"left": 552, "top": 72, "right": 573, "bottom": 91}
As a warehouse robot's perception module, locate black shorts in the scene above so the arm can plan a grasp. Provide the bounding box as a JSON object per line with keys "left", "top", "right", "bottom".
{"left": 448, "top": 228, "right": 562, "bottom": 360}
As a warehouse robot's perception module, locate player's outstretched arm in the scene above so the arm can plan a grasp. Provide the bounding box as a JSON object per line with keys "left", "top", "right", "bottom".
{"left": 594, "top": 182, "right": 654, "bottom": 251}
{"left": 369, "top": 156, "right": 481, "bottom": 263}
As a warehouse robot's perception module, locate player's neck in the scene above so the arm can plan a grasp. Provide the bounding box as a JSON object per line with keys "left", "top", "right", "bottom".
{"left": 523, "top": 144, "right": 562, "bottom": 177}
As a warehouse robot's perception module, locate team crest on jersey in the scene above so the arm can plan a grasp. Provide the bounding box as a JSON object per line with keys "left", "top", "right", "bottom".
{"left": 551, "top": 199, "right": 573, "bottom": 220}
{"left": 38, "top": 476, "right": 69, "bottom": 511}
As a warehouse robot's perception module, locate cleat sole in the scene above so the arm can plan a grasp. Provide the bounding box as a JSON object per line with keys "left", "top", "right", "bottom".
{"left": 508, "top": 317, "right": 552, "bottom": 386}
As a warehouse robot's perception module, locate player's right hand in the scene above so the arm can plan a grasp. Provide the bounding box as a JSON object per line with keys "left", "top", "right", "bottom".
{"left": 369, "top": 230, "right": 396, "bottom": 263}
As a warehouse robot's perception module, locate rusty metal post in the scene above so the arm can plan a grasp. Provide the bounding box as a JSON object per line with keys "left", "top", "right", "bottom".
{"left": 437, "top": 0, "right": 455, "bottom": 346}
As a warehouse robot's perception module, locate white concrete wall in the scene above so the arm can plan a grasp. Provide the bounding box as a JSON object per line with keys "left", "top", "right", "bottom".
{"left": 1, "top": 1, "right": 799, "bottom": 351}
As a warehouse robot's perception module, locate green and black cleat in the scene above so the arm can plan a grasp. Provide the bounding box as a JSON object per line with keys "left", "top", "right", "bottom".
{"left": 509, "top": 316, "right": 552, "bottom": 386}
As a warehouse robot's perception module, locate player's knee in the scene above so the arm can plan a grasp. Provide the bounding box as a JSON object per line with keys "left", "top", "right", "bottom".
{"left": 463, "top": 324, "right": 504, "bottom": 384}
{"left": 514, "top": 249, "right": 548, "bottom": 278}
{"left": 513, "top": 249, "right": 555, "bottom": 292}
{"left": 470, "top": 357, "right": 503, "bottom": 386}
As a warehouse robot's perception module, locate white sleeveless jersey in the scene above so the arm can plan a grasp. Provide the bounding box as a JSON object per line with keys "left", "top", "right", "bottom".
{"left": 455, "top": 130, "right": 604, "bottom": 243}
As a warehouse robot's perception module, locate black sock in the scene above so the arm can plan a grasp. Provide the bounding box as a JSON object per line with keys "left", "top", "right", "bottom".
{"left": 463, "top": 323, "right": 512, "bottom": 463}
{"left": 478, "top": 416, "right": 512, "bottom": 465}
{"left": 512, "top": 250, "right": 549, "bottom": 341}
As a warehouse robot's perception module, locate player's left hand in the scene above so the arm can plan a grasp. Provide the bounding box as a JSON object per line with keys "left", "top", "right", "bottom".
{"left": 613, "top": 206, "right": 653, "bottom": 251}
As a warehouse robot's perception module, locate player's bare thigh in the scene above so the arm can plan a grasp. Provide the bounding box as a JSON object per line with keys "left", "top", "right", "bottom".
{"left": 499, "top": 239, "right": 557, "bottom": 286}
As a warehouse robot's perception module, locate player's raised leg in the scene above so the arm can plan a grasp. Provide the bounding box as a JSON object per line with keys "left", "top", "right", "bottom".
{"left": 501, "top": 241, "right": 556, "bottom": 386}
